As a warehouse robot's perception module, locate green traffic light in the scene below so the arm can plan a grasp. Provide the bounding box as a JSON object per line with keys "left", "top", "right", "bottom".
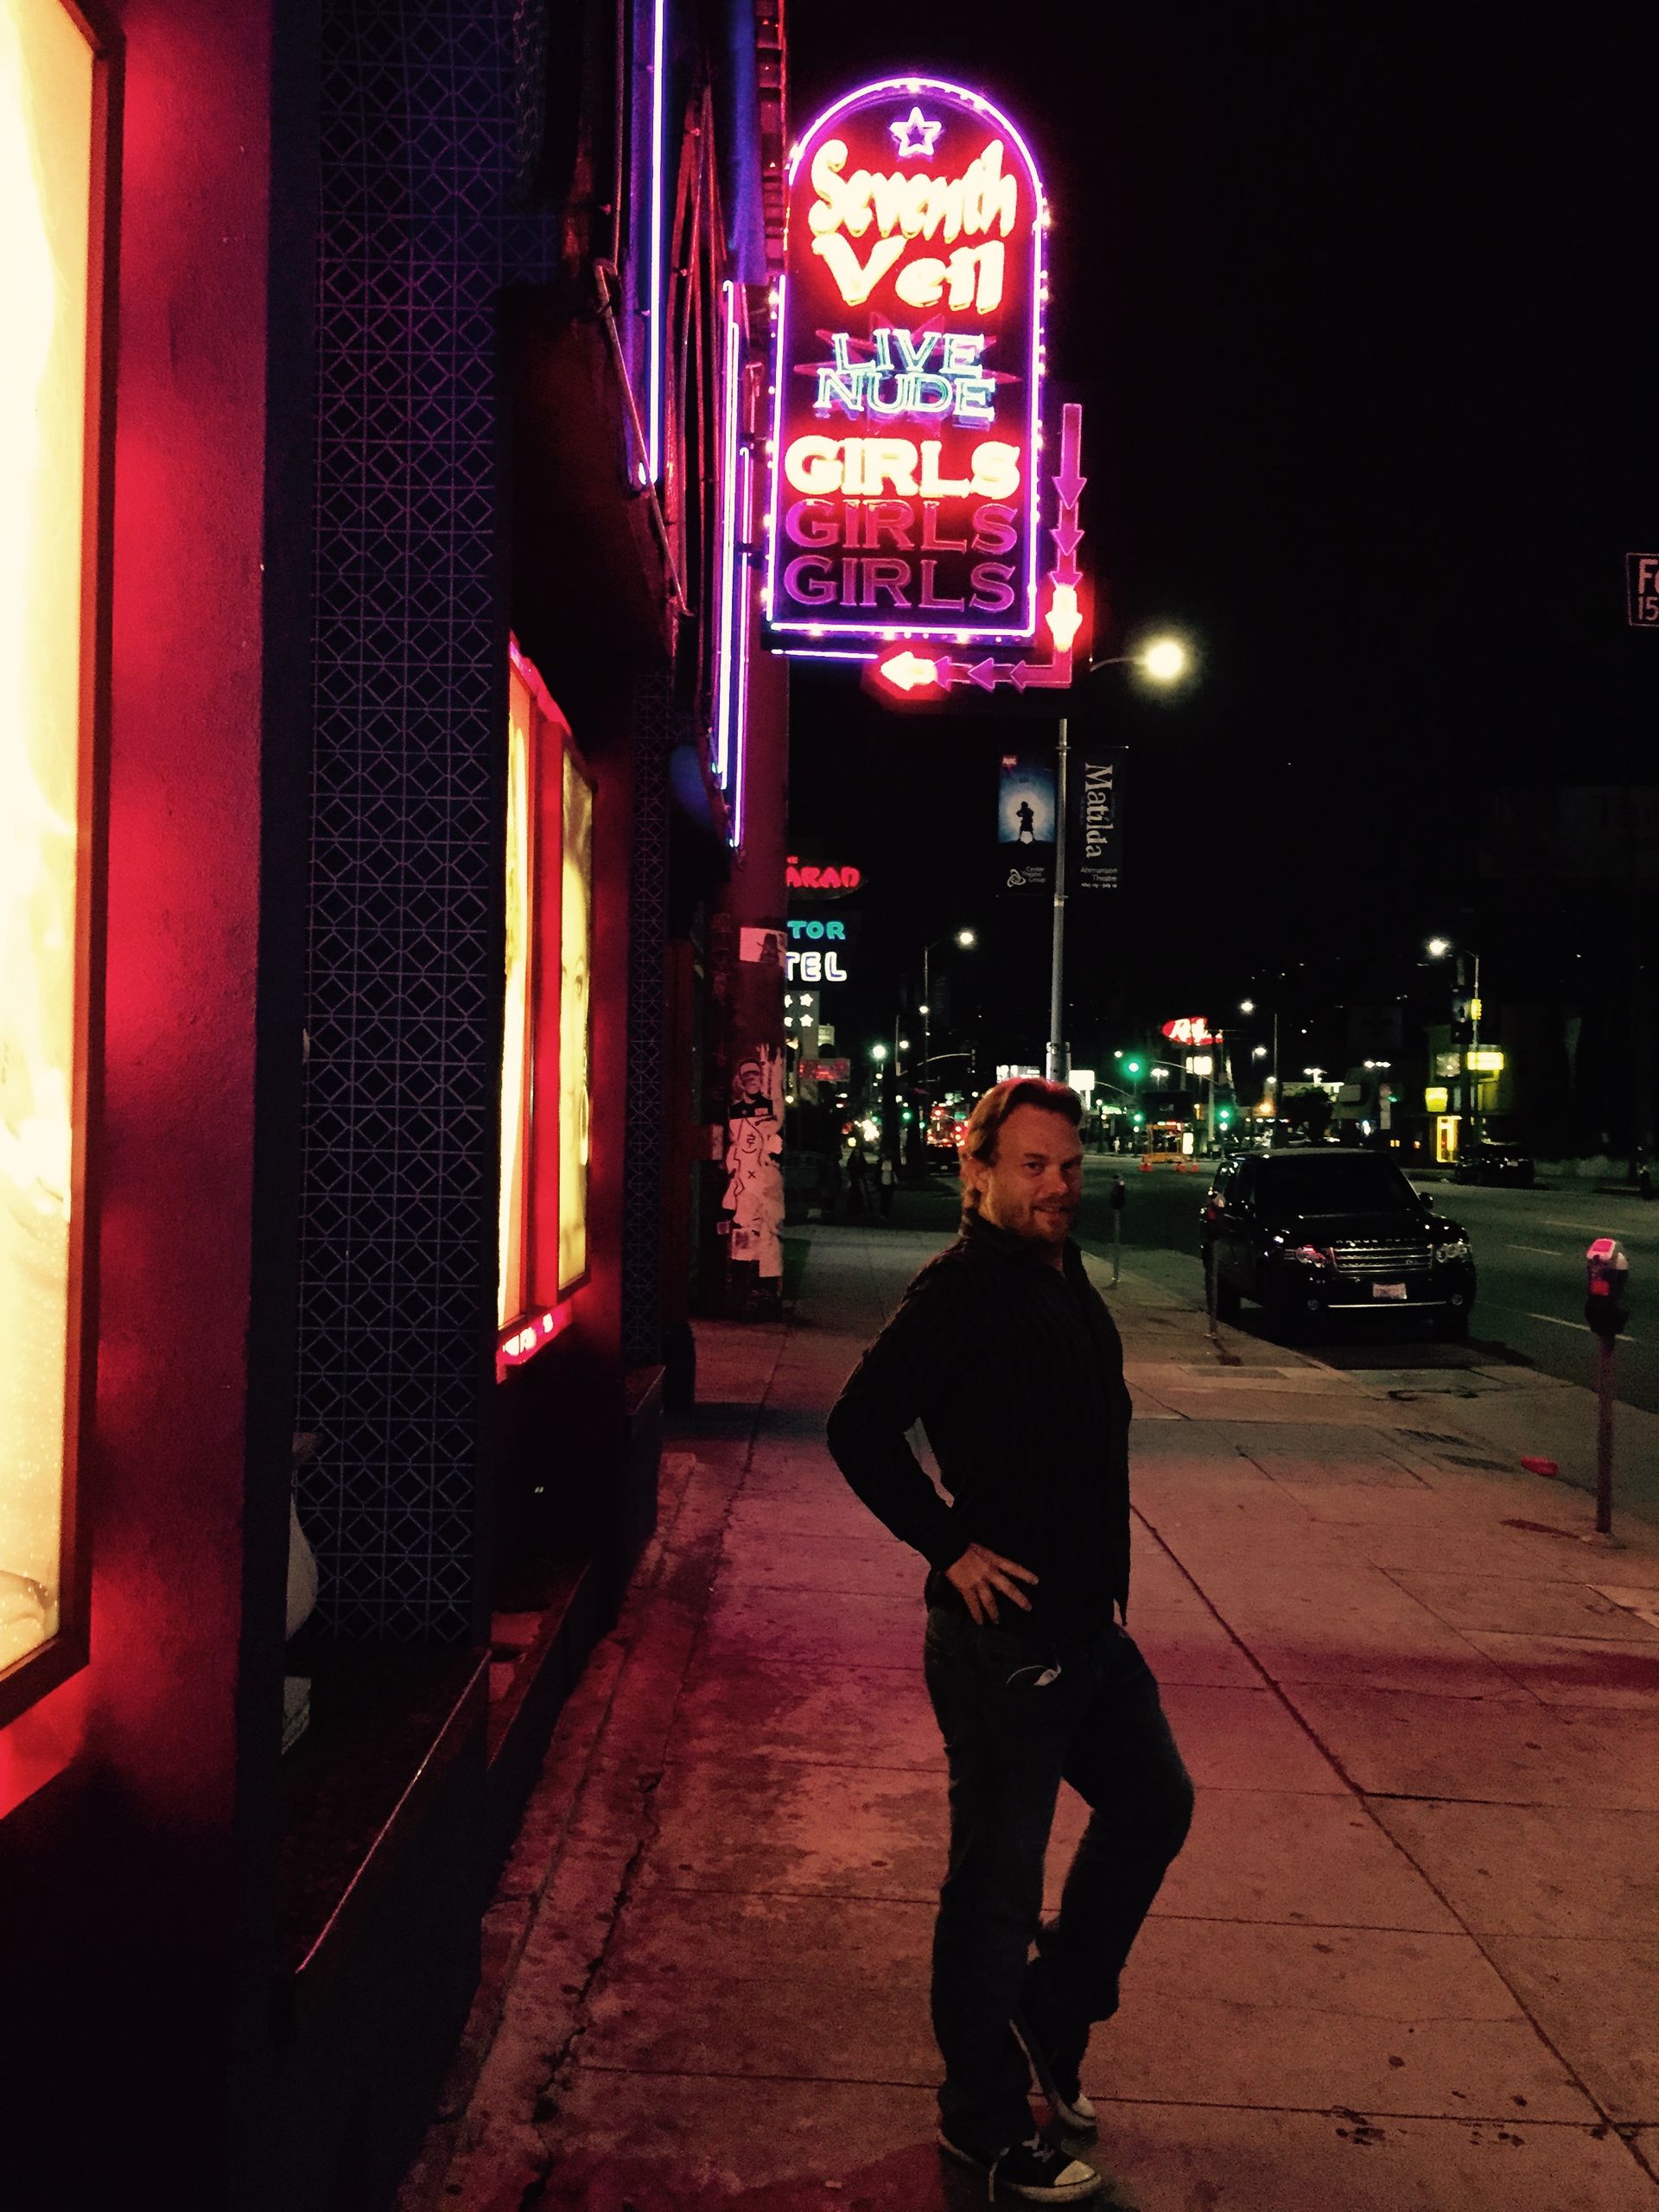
{"left": 1124, "top": 1058, "right": 1144, "bottom": 1077}
{"left": 1132, "top": 1110, "right": 1145, "bottom": 1126}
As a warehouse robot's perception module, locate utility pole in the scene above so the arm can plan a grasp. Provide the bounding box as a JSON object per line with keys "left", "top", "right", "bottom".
{"left": 1046, "top": 715, "right": 1069, "bottom": 1082}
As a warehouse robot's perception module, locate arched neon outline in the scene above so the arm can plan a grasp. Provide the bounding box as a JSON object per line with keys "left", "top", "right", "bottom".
{"left": 766, "top": 76, "right": 1048, "bottom": 648}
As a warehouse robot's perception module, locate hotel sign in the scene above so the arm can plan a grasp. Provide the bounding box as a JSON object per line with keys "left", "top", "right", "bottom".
{"left": 766, "top": 78, "right": 1046, "bottom": 649}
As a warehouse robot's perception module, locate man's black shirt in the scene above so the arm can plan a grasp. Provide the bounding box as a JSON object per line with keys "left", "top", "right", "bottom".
{"left": 825, "top": 1210, "right": 1132, "bottom": 1643}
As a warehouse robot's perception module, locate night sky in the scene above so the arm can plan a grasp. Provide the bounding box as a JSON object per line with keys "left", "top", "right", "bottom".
{"left": 781, "top": 6, "right": 1657, "bottom": 1086}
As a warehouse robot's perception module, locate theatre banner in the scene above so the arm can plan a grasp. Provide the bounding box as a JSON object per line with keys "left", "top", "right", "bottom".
{"left": 997, "top": 751, "right": 1055, "bottom": 893}
{"left": 766, "top": 77, "right": 1046, "bottom": 649}
{"left": 1072, "top": 748, "right": 1123, "bottom": 893}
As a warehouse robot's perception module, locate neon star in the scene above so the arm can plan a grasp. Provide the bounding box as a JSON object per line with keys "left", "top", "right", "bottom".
{"left": 889, "top": 105, "right": 943, "bottom": 161}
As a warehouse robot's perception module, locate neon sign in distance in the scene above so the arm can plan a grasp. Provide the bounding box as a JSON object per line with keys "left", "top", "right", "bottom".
{"left": 767, "top": 79, "right": 1046, "bottom": 649}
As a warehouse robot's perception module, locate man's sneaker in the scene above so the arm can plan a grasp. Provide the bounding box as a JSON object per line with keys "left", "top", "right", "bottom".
{"left": 1011, "top": 2010, "right": 1097, "bottom": 2135}
{"left": 938, "top": 2126, "right": 1102, "bottom": 2202}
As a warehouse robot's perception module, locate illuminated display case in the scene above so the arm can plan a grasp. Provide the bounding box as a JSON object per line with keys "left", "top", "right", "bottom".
{"left": 497, "top": 642, "right": 594, "bottom": 1373}
{"left": 0, "top": 0, "right": 114, "bottom": 1723}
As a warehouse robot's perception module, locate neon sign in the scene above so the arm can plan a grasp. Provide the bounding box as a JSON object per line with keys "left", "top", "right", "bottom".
{"left": 1162, "top": 1017, "right": 1216, "bottom": 1049}
{"left": 766, "top": 78, "right": 1046, "bottom": 648}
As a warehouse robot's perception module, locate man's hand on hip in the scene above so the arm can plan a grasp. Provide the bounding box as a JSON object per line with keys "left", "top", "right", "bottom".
{"left": 944, "top": 1543, "right": 1038, "bottom": 1626}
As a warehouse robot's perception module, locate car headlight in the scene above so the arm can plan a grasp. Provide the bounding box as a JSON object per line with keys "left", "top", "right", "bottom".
{"left": 1434, "top": 1236, "right": 1471, "bottom": 1265}
{"left": 1282, "top": 1243, "right": 1330, "bottom": 1267}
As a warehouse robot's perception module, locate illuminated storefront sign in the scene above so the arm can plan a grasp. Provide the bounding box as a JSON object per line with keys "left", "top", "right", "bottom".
{"left": 1161, "top": 1016, "right": 1216, "bottom": 1049}
{"left": 2, "top": 0, "right": 111, "bottom": 1707}
{"left": 785, "top": 855, "right": 861, "bottom": 893}
{"left": 766, "top": 77, "right": 1046, "bottom": 647}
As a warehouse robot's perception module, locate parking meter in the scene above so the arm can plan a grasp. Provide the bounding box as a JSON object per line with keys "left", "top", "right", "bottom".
{"left": 1109, "top": 1177, "right": 1128, "bottom": 1212}
{"left": 1585, "top": 1237, "right": 1630, "bottom": 1338}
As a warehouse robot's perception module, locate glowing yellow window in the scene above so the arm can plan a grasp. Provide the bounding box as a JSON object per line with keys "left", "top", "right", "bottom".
{"left": 557, "top": 744, "right": 593, "bottom": 1295}
{"left": 1, "top": 0, "right": 113, "bottom": 1713}
{"left": 497, "top": 644, "right": 594, "bottom": 1365}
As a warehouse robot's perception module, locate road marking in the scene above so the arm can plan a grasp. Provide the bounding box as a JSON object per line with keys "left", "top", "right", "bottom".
{"left": 1507, "top": 1243, "right": 1565, "bottom": 1257}
{"left": 1524, "top": 1310, "right": 1646, "bottom": 1349}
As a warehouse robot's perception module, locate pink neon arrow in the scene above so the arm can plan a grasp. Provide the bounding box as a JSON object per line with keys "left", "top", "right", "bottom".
{"left": 1051, "top": 555, "right": 1081, "bottom": 589}
{"left": 1010, "top": 652, "right": 1073, "bottom": 691}
{"left": 933, "top": 657, "right": 964, "bottom": 688}
{"left": 969, "top": 658, "right": 1001, "bottom": 691}
{"left": 1052, "top": 521, "right": 1084, "bottom": 560}
{"left": 1053, "top": 401, "right": 1086, "bottom": 508}
{"left": 877, "top": 650, "right": 939, "bottom": 693}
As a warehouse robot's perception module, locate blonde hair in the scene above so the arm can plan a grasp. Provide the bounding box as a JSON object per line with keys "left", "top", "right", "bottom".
{"left": 958, "top": 1078, "right": 1082, "bottom": 1210}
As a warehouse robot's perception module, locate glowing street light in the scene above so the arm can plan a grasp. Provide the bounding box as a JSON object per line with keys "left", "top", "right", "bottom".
{"left": 1239, "top": 998, "right": 1255, "bottom": 1014}
{"left": 1139, "top": 635, "right": 1189, "bottom": 684}
{"left": 870, "top": 1042, "right": 887, "bottom": 1062}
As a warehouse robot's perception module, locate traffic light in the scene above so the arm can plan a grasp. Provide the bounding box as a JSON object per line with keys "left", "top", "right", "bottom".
{"left": 1217, "top": 1104, "right": 1234, "bottom": 1129}
{"left": 1131, "top": 1109, "right": 1146, "bottom": 1127}
{"left": 1123, "top": 1057, "right": 1144, "bottom": 1078}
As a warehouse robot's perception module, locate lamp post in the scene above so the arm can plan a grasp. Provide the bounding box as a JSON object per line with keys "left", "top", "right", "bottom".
{"left": 1048, "top": 639, "right": 1191, "bottom": 1083}
{"left": 1428, "top": 937, "right": 1483, "bottom": 1149}
{"left": 922, "top": 927, "right": 976, "bottom": 1101}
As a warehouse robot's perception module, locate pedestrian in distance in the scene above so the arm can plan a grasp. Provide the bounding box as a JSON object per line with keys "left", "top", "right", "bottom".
{"left": 845, "top": 1143, "right": 869, "bottom": 1217}
{"left": 878, "top": 1152, "right": 897, "bottom": 1221}
{"left": 827, "top": 1078, "right": 1193, "bottom": 2203}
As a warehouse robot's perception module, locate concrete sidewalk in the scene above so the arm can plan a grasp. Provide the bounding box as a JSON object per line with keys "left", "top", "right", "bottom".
{"left": 398, "top": 1223, "right": 1659, "bottom": 2211}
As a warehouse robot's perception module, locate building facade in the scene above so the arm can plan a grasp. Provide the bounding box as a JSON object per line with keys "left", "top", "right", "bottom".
{"left": 0, "top": 1, "right": 786, "bottom": 2202}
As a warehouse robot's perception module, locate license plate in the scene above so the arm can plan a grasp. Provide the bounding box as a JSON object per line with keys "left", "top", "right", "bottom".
{"left": 1372, "top": 1281, "right": 1408, "bottom": 1300}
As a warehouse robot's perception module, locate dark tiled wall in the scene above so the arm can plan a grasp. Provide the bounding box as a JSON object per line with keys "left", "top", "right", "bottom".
{"left": 298, "top": 2, "right": 663, "bottom": 1637}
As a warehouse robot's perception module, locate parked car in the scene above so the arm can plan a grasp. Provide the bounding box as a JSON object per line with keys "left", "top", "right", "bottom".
{"left": 1452, "top": 1141, "right": 1535, "bottom": 1188}
{"left": 1200, "top": 1148, "right": 1476, "bottom": 1339}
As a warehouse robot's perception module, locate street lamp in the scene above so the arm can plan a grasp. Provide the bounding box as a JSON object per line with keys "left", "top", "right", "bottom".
{"left": 1427, "top": 936, "right": 1484, "bottom": 1147}
{"left": 1046, "top": 640, "right": 1193, "bottom": 1079}
{"left": 920, "top": 928, "right": 978, "bottom": 1138}
{"left": 1137, "top": 635, "right": 1190, "bottom": 684}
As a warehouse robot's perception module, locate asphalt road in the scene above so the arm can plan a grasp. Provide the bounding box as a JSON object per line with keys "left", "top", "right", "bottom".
{"left": 1075, "top": 1156, "right": 1659, "bottom": 1416}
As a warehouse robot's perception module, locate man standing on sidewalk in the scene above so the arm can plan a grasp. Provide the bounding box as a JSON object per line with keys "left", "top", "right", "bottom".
{"left": 827, "top": 1079, "right": 1193, "bottom": 2203}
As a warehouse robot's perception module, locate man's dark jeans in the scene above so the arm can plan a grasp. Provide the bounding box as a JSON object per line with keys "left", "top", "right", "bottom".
{"left": 923, "top": 1601, "right": 1194, "bottom": 2152}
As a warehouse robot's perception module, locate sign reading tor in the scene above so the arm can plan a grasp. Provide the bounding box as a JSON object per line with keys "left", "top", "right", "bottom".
{"left": 766, "top": 78, "right": 1046, "bottom": 649}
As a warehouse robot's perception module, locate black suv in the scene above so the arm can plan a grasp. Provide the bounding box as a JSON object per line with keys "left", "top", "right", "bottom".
{"left": 1200, "top": 1149, "right": 1476, "bottom": 1339}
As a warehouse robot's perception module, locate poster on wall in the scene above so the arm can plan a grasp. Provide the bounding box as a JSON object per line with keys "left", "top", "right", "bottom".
{"left": 766, "top": 77, "right": 1046, "bottom": 649}
{"left": 997, "top": 751, "right": 1054, "bottom": 893}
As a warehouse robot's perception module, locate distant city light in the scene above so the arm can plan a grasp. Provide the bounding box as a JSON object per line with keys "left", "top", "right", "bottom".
{"left": 870, "top": 1042, "right": 887, "bottom": 1061}
{"left": 1239, "top": 998, "right": 1255, "bottom": 1014}
{"left": 1427, "top": 937, "right": 1452, "bottom": 959}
